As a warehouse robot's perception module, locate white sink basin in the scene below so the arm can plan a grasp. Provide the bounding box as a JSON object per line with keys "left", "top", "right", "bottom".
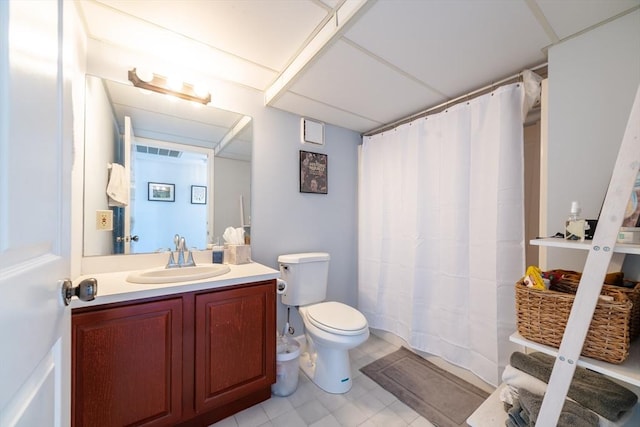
{"left": 126, "top": 264, "right": 231, "bottom": 284}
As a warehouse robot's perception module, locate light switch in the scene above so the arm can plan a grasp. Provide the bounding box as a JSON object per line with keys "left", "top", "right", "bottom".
{"left": 96, "top": 210, "right": 113, "bottom": 231}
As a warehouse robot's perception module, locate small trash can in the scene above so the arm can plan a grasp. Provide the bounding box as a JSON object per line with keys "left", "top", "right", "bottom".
{"left": 271, "top": 338, "right": 300, "bottom": 397}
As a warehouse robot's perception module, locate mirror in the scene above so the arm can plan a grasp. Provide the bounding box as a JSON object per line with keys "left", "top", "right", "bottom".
{"left": 83, "top": 75, "right": 252, "bottom": 256}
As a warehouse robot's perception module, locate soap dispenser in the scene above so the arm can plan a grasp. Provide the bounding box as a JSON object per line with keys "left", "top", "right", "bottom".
{"left": 565, "top": 201, "right": 586, "bottom": 242}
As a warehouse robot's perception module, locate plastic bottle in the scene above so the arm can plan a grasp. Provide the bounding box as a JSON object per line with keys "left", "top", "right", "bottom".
{"left": 565, "top": 201, "right": 586, "bottom": 242}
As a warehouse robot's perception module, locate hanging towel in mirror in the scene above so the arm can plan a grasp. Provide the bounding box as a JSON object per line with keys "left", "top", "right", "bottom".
{"left": 106, "top": 163, "right": 129, "bottom": 207}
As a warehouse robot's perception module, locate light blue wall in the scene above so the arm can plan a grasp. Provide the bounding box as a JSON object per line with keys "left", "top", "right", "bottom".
{"left": 133, "top": 151, "right": 208, "bottom": 253}
{"left": 249, "top": 109, "right": 361, "bottom": 333}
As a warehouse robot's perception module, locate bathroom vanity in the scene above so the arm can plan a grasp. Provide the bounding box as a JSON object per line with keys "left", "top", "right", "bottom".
{"left": 70, "top": 262, "right": 279, "bottom": 427}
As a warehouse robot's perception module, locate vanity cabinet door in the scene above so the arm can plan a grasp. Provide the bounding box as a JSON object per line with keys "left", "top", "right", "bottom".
{"left": 72, "top": 297, "right": 183, "bottom": 427}
{"left": 194, "top": 281, "right": 276, "bottom": 413}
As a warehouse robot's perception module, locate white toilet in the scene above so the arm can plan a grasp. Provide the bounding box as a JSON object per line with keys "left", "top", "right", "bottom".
{"left": 278, "top": 252, "right": 369, "bottom": 394}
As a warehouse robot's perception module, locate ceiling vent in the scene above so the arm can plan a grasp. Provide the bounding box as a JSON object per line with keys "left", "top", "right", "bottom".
{"left": 135, "top": 145, "right": 182, "bottom": 158}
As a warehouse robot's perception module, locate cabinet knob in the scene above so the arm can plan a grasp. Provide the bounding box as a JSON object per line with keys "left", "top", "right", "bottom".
{"left": 61, "top": 278, "right": 98, "bottom": 306}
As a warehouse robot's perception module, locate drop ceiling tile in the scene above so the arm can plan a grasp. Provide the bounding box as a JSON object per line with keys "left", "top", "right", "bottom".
{"left": 105, "top": 79, "right": 241, "bottom": 127}
{"left": 115, "top": 105, "right": 227, "bottom": 145}
{"left": 217, "top": 139, "right": 252, "bottom": 162}
{"left": 87, "top": 35, "right": 277, "bottom": 90}
{"left": 344, "top": 0, "right": 549, "bottom": 98}
{"left": 318, "top": 0, "right": 340, "bottom": 9}
{"left": 288, "top": 40, "right": 446, "bottom": 126}
{"left": 272, "top": 92, "right": 382, "bottom": 133}
{"left": 103, "top": 77, "right": 242, "bottom": 148}
{"left": 92, "top": 0, "right": 328, "bottom": 71}
{"left": 537, "top": 0, "right": 640, "bottom": 40}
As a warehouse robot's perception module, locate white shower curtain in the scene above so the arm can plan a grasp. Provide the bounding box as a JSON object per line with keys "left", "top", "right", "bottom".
{"left": 358, "top": 78, "right": 540, "bottom": 386}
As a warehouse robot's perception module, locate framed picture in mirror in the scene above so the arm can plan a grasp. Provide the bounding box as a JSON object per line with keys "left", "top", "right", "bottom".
{"left": 191, "top": 185, "right": 207, "bottom": 204}
{"left": 148, "top": 182, "right": 175, "bottom": 202}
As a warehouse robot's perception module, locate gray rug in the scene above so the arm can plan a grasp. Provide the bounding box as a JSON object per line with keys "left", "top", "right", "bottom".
{"left": 360, "top": 347, "right": 489, "bottom": 427}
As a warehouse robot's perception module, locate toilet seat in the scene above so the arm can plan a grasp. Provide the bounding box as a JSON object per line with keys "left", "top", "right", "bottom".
{"left": 305, "top": 301, "right": 368, "bottom": 336}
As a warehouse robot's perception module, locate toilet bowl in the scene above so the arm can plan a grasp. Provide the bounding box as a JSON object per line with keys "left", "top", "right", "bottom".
{"left": 298, "top": 301, "right": 369, "bottom": 393}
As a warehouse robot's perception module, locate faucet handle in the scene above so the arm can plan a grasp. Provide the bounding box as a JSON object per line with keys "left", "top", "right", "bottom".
{"left": 166, "top": 251, "right": 178, "bottom": 268}
{"left": 179, "top": 237, "right": 186, "bottom": 251}
{"left": 185, "top": 247, "right": 197, "bottom": 267}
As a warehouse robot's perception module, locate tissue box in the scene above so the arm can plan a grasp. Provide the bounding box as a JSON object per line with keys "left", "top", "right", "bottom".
{"left": 225, "top": 244, "right": 251, "bottom": 265}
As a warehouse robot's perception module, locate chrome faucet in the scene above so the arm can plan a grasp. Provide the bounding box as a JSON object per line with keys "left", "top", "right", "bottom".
{"left": 177, "top": 237, "right": 186, "bottom": 266}
{"left": 166, "top": 234, "right": 196, "bottom": 268}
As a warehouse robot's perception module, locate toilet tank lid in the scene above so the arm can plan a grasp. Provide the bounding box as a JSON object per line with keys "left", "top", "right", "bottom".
{"left": 278, "top": 252, "right": 330, "bottom": 263}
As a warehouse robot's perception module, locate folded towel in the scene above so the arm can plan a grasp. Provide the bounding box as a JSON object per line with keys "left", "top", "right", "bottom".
{"left": 502, "top": 364, "right": 548, "bottom": 398}
{"left": 507, "top": 400, "right": 528, "bottom": 427}
{"left": 518, "top": 388, "right": 599, "bottom": 427}
{"left": 500, "top": 384, "right": 518, "bottom": 406}
{"left": 106, "top": 163, "right": 129, "bottom": 207}
{"left": 500, "top": 379, "right": 634, "bottom": 426}
{"left": 510, "top": 352, "right": 637, "bottom": 420}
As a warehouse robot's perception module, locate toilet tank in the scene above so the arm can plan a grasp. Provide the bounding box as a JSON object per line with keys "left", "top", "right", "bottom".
{"left": 278, "top": 252, "right": 329, "bottom": 306}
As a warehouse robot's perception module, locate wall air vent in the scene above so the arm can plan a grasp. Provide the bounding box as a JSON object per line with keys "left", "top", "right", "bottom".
{"left": 301, "top": 118, "right": 324, "bottom": 145}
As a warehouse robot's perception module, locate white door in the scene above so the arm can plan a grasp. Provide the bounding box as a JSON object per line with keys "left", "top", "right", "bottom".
{"left": 0, "top": 1, "right": 72, "bottom": 426}
{"left": 123, "top": 116, "right": 133, "bottom": 254}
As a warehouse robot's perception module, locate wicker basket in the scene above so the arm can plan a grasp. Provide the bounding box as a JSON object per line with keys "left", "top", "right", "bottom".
{"left": 515, "top": 280, "right": 632, "bottom": 364}
{"left": 552, "top": 271, "right": 640, "bottom": 340}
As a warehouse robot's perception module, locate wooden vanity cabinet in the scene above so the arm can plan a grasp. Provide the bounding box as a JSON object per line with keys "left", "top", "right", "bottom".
{"left": 72, "top": 280, "right": 276, "bottom": 427}
{"left": 194, "top": 282, "right": 276, "bottom": 414}
{"left": 72, "top": 297, "right": 184, "bottom": 427}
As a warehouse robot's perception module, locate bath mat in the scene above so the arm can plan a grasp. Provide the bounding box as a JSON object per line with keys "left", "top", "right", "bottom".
{"left": 360, "top": 346, "right": 489, "bottom": 427}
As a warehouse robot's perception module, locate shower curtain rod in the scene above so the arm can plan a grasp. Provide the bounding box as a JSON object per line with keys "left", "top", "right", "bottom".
{"left": 362, "top": 63, "right": 547, "bottom": 137}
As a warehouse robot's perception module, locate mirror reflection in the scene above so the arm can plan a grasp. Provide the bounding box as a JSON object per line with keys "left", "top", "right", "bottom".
{"left": 83, "top": 75, "right": 252, "bottom": 256}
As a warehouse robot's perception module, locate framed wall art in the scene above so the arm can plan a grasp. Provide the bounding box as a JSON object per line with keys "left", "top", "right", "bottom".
{"left": 300, "top": 150, "right": 327, "bottom": 194}
{"left": 148, "top": 182, "right": 175, "bottom": 202}
{"left": 191, "top": 185, "right": 207, "bottom": 204}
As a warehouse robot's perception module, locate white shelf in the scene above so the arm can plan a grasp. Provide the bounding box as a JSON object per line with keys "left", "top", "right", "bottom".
{"left": 530, "top": 237, "right": 640, "bottom": 255}
{"left": 467, "top": 380, "right": 640, "bottom": 426}
{"left": 510, "top": 332, "right": 640, "bottom": 387}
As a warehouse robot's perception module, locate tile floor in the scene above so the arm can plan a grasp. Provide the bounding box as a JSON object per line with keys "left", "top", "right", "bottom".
{"left": 210, "top": 334, "right": 437, "bottom": 427}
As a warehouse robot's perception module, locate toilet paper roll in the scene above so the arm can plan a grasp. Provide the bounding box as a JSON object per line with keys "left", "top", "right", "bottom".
{"left": 276, "top": 279, "right": 287, "bottom": 295}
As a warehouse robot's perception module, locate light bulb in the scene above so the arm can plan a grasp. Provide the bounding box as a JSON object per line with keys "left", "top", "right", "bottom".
{"left": 193, "top": 83, "right": 209, "bottom": 98}
{"left": 167, "top": 76, "right": 183, "bottom": 91}
{"left": 135, "top": 68, "right": 154, "bottom": 83}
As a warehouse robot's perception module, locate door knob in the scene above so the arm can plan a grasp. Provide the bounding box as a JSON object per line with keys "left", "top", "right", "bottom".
{"left": 116, "top": 235, "right": 139, "bottom": 242}
{"left": 61, "top": 278, "right": 98, "bottom": 306}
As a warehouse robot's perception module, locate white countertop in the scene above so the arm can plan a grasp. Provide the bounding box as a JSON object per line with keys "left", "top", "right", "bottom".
{"left": 71, "top": 261, "right": 280, "bottom": 309}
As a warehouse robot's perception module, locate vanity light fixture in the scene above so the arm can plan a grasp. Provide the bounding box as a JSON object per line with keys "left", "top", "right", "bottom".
{"left": 128, "top": 68, "right": 211, "bottom": 105}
